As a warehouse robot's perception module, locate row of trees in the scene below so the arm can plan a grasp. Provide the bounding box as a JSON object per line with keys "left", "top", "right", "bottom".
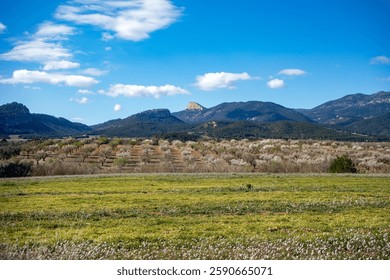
{"left": 1, "top": 137, "right": 389, "bottom": 177}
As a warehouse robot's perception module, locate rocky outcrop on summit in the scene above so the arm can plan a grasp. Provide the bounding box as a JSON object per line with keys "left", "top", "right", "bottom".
{"left": 186, "top": 102, "right": 206, "bottom": 110}
{"left": 173, "top": 102, "right": 208, "bottom": 123}
{"left": 173, "top": 101, "right": 313, "bottom": 124}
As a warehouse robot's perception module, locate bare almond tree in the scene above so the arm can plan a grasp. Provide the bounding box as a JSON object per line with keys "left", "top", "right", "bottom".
{"left": 97, "top": 146, "right": 112, "bottom": 166}
{"left": 81, "top": 144, "right": 98, "bottom": 163}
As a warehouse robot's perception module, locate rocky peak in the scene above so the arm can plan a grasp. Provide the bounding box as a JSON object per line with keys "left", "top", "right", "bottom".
{"left": 0, "top": 102, "right": 33, "bottom": 126}
{"left": 186, "top": 102, "right": 206, "bottom": 111}
{"left": 0, "top": 102, "right": 30, "bottom": 116}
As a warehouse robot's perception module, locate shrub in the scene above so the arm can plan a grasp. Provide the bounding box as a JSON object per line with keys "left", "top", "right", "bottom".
{"left": 246, "top": 184, "right": 254, "bottom": 191}
{"left": 97, "top": 137, "right": 110, "bottom": 146}
{"left": 0, "top": 161, "right": 32, "bottom": 177}
{"left": 32, "top": 161, "right": 98, "bottom": 176}
{"left": 0, "top": 143, "right": 21, "bottom": 160}
{"left": 114, "top": 157, "right": 128, "bottom": 172}
{"left": 329, "top": 155, "right": 357, "bottom": 173}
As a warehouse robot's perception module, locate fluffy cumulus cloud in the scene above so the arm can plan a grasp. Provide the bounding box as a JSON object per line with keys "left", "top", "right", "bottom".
{"left": 267, "top": 78, "right": 285, "bottom": 89}
{"left": 55, "top": 0, "right": 183, "bottom": 41}
{"left": 43, "top": 60, "right": 80, "bottom": 71}
{"left": 114, "top": 104, "right": 122, "bottom": 112}
{"left": 102, "top": 84, "right": 190, "bottom": 98}
{"left": 0, "top": 22, "right": 79, "bottom": 69}
{"left": 370, "top": 55, "right": 390, "bottom": 65}
{"left": 0, "top": 22, "right": 6, "bottom": 33}
{"left": 278, "top": 68, "right": 306, "bottom": 76}
{"left": 195, "top": 72, "right": 254, "bottom": 91}
{"left": 0, "top": 40, "right": 72, "bottom": 63}
{"left": 0, "top": 69, "right": 98, "bottom": 87}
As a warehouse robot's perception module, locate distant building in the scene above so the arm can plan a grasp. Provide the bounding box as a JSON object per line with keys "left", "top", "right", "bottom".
{"left": 7, "top": 135, "right": 28, "bottom": 143}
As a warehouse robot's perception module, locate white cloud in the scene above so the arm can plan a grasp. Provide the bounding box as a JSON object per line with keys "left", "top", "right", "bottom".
{"left": 370, "top": 55, "right": 390, "bottom": 65}
{"left": 43, "top": 60, "right": 80, "bottom": 71}
{"left": 0, "top": 22, "right": 6, "bottom": 33}
{"left": 267, "top": 78, "right": 285, "bottom": 89}
{"left": 0, "top": 22, "right": 75, "bottom": 65}
{"left": 102, "top": 32, "right": 114, "bottom": 41}
{"left": 102, "top": 84, "right": 190, "bottom": 98}
{"left": 278, "top": 69, "right": 306, "bottom": 76}
{"left": 55, "top": 0, "right": 183, "bottom": 41}
{"left": 78, "top": 89, "right": 94, "bottom": 94}
{"left": 35, "top": 22, "right": 75, "bottom": 40}
{"left": 23, "top": 86, "right": 41, "bottom": 90}
{"left": 105, "top": 46, "right": 112, "bottom": 51}
{"left": 195, "top": 72, "right": 254, "bottom": 91}
{"left": 82, "top": 68, "right": 108, "bottom": 76}
{"left": 70, "top": 97, "right": 89, "bottom": 104}
{"left": 0, "top": 69, "right": 98, "bottom": 87}
{"left": 0, "top": 40, "right": 72, "bottom": 63}
{"left": 114, "top": 104, "right": 122, "bottom": 112}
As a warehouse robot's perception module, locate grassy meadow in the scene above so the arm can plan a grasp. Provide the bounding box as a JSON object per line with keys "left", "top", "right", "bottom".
{"left": 1, "top": 174, "right": 389, "bottom": 259}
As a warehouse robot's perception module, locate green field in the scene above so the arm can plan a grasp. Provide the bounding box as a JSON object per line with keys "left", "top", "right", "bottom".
{"left": 1, "top": 174, "right": 389, "bottom": 259}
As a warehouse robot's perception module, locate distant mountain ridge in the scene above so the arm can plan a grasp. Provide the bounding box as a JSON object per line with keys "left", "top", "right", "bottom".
{"left": 1, "top": 91, "right": 390, "bottom": 139}
{"left": 298, "top": 91, "right": 390, "bottom": 126}
{"left": 173, "top": 101, "right": 313, "bottom": 124}
{"left": 91, "top": 109, "right": 188, "bottom": 137}
{"left": 345, "top": 112, "right": 390, "bottom": 136}
{"left": 0, "top": 102, "right": 91, "bottom": 137}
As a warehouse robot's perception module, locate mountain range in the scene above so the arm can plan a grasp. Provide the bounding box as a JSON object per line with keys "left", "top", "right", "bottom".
{"left": 0, "top": 102, "right": 91, "bottom": 137}
{"left": 91, "top": 109, "right": 188, "bottom": 137}
{"left": 1, "top": 91, "right": 389, "bottom": 140}
{"left": 172, "top": 101, "right": 313, "bottom": 124}
{"left": 297, "top": 91, "right": 390, "bottom": 126}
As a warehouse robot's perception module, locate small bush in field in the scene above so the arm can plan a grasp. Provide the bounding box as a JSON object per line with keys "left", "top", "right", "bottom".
{"left": 246, "top": 183, "right": 254, "bottom": 191}
{"left": 329, "top": 155, "right": 357, "bottom": 173}
{"left": 0, "top": 161, "right": 32, "bottom": 177}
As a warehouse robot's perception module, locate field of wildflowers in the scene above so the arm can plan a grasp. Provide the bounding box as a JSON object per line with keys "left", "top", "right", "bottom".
{"left": 1, "top": 174, "right": 389, "bottom": 259}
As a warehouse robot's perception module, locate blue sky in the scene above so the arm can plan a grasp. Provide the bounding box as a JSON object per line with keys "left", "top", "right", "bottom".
{"left": 0, "top": 0, "right": 389, "bottom": 125}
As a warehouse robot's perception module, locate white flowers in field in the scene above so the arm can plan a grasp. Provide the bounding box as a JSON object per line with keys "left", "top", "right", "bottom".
{"left": 11, "top": 138, "right": 390, "bottom": 174}
{"left": 262, "top": 144, "right": 275, "bottom": 150}
{"left": 181, "top": 148, "right": 192, "bottom": 157}
{"left": 229, "top": 158, "right": 249, "bottom": 167}
{"left": 2, "top": 229, "right": 388, "bottom": 259}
